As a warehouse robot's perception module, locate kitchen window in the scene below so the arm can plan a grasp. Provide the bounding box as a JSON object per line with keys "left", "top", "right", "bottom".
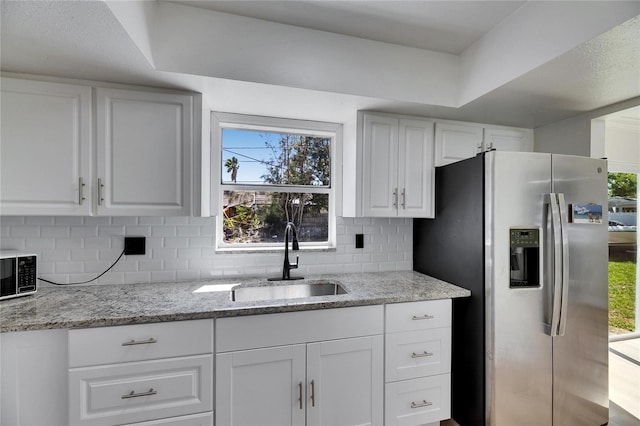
{"left": 211, "top": 112, "right": 340, "bottom": 251}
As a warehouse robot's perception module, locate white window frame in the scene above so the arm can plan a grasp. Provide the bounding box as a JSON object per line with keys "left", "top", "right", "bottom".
{"left": 211, "top": 112, "right": 341, "bottom": 251}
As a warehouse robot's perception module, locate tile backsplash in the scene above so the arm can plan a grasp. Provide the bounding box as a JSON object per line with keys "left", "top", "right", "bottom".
{"left": 0, "top": 216, "right": 412, "bottom": 286}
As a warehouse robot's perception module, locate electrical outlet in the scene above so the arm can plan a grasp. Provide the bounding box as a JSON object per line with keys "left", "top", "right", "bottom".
{"left": 124, "top": 236, "right": 146, "bottom": 255}
{"left": 355, "top": 234, "right": 364, "bottom": 249}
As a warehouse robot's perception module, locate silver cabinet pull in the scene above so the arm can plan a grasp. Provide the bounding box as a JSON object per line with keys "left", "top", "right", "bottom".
{"left": 401, "top": 188, "right": 406, "bottom": 209}
{"left": 78, "top": 177, "right": 86, "bottom": 205}
{"left": 411, "top": 351, "right": 434, "bottom": 358}
{"left": 122, "top": 338, "right": 158, "bottom": 346}
{"left": 392, "top": 188, "right": 398, "bottom": 208}
{"left": 410, "top": 400, "right": 432, "bottom": 409}
{"left": 121, "top": 388, "right": 157, "bottom": 399}
{"left": 97, "top": 178, "right": 104, "bottom": 206}
{"left": 298, "top": 382, "right": 303, "bottom": 410}
{"left": 411, "top": 314, "right": 434, "bottom": 320}
{"left": 310, "top": 380, "right": 316, "bottom": 407}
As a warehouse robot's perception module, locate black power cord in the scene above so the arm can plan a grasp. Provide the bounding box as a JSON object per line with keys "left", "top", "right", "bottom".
{"left": 38, "top": 249, "right": 126, "bottom": 286}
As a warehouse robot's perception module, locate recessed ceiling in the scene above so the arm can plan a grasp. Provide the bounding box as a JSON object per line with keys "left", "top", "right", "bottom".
{"left": 1, "top": 0, "right": 638, "bottom": 129}
{"left": 166, "top": 0, "right": 526, "bottom": 54}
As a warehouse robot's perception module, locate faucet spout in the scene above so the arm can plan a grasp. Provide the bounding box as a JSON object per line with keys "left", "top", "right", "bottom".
{"left": 280, "top": 222, "right": 302, "bottom": 281}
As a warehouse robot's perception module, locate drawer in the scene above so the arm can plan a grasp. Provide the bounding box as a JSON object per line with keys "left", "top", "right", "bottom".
{"left": 68, "top": 354, "right": 213, "bottom": 426}
{"left": 386, "top": 328, "right": 451, "bottom": 382}
{"left": 385, "top": 374, "right": 451, "bottom": 426}
{"left": 216, "top": 305, "right": 383, "bottom": 352}
{"left": 121, "top": 412, "right": 213, "bottom": 426}
{"left": 69, "top": 319, "right": 213, "bottom": 367}
{"left": 386, "top": 299, "right": 451, "bottom": 333}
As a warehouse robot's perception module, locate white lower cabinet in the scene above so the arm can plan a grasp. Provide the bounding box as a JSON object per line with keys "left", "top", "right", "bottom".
{"left": 1, "top": 329, "right": 69, "bottom": 426}
{"left": 384, "top": 300, "right": 453, "bottom": 426}
{"left": 68, "top": 319, "right": 214, "bottom": 426}
{"left": 215, "top": 306, "right": 384, "bottom": 426}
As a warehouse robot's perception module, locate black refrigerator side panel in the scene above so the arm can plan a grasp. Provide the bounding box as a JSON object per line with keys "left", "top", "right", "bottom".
{"left": 413, "top": 154, "right": 486, "bottom": 426}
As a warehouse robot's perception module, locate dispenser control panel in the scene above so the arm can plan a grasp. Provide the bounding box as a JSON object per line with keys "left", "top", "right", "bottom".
{"left": 510, "top": 228, "right": 540, "bottom": 288}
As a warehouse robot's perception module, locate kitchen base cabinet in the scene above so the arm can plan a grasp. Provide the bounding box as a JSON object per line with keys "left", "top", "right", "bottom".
{"left": 68, "top": 319, "right": 213, "bottom": 426}
{"left": 385, "top": 374, "right": 451, "bottom": 426}
{"left": 215, "top": 306, "right": 384, "bottom": 426}
{"left": 216, "top": 345, "right": 307, "bottom": 426}
{"left": 121, "top": 412, "right": 214, "bottom": 426}
{"left": 0, "top": 329, "right": 69, "bottom": 426}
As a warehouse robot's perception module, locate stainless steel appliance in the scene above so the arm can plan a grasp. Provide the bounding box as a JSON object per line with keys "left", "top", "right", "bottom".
{"left": 414, "top": 151, "right": 609, "bottom": 425}
{"left": 0, "top": 250, "right": 37, "bottom": 300}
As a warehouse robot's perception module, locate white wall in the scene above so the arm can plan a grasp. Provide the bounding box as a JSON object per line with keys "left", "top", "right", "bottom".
{"left": 534, "top": 96, "right": 640, "bottom": 156}
{"left": 0, "top": 216, "right": 412, "bottom": 286}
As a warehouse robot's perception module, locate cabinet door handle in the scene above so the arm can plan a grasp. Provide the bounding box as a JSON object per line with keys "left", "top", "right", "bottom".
{"left": 401, "top": 188, "right": 406, "bottom": 209}
{"left": 411, "top": 351, "right": 434, "bottom": 358}
{"left": 78, "top": 177, "right": 86, "bottom": 205}
{"left": 392, "top": 188, "right": 398, "bottom": 208}
{"left": 97, "top": 178, "right": 105, "bottom": 206}
{"left": 410, "top": 400, "right": 432, "bottom": 409}
{"left": 310, "top": 380, "right": 316, "bottom": 407}
{"left": 411, "top": 314, "right": 434, "bottom": 320}
{"left": 122, "top": 337, "right": 158, "bottom": 346}
{"left": 298, "top": 382, "right": 303, "bottom": 410}
{"left": 122, "top": 388, "right": 157, "bottom": 399}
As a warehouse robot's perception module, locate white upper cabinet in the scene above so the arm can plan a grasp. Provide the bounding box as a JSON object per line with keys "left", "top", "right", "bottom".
{"left": 434, "top": 122, "right": 483, "bottom": 167}
{"left": 0, "top": 78, "right": 92, "bottom": 215}
{"left": 0, "top": 77, "right": 199, "bottom": 216}
{"left": 96, "top": 88, "right": 193, "bottom": 216}
{"left": 434, "top": 121, "right": 533, "bottom": 166}
{"left": 360, "top": 112, "right": 435, "bottom": 218}
{"left": 483, "top": 126, "right": 533, "bottom": 152}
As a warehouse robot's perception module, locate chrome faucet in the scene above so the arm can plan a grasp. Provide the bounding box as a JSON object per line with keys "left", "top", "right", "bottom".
{"left": 270, "top": 222, "right": 303, "bottom": 281}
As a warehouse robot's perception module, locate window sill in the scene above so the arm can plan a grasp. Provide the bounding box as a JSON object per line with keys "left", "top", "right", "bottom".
{"left": 215, "top": 245, "right": 337, "bottom": 255}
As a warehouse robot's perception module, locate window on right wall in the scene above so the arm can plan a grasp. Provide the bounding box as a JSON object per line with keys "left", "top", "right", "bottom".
{"left": 211, "top": 112, "right": 341, "bottom": 251}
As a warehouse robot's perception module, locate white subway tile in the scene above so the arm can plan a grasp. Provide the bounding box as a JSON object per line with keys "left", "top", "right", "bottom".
{"left": 84, "top": 217, "right": 111, "bottom": 226}
{"left": 139, "top": 217, "right": 164, "bottom": 225}
{"left": 164, "top": 217, "right": 189, "bottom": 225}
{"left": 188, "top": 237, "right": 214, "bottom": 248}
{"left": 70, "top": 249, "right": 99, "bottom": 261}
{"left": 151, "top": 271, "right": 177, "bottom": 282}
{"left": 112, "top": 217, "right": 139, "bottom": 225}
{"left": 98, "top": 226, "right": 126, "bottom": 237}
{"left": 164, "top": 258, "right": 189, "bottom": 270}
{"left": 152, "top": 226, "right": 177, "bottom": 237}
{"left": 151, "top": 248, "right": 178, "bottom": 259}
{"left": 84, "top": 261, "right": 111, "bottom": 273}
{"left": 54, "top": 217, "right": 83, "bottom": 225}
{"left": 137, "top": 259, "right": 164, "bottom": 271}
{"left": 25, "top": 217, "right": 55, "bottom": 225}
{"left": 0, "top": 238, "right": 26, "bottom": 250}
{"left": 25, "top": 238, "right": 56, "bottom": 250}
{"left": 125, "top": 226, "right": 152, "bottom": 236}
{"left": 177, "top": 226, "right": 201, "bottom": 237}
{"left": 164, "top": 237, "right": 189, "bottom": 248}
{"left": 84, "top": 238, "right": 111, "bottom": 249}
{"left": 176, "top": 269, "right": 200, "bottom": 281}
{"left": 70, "top": 226, "right": 98, "bottom": 238}
{"left": 56, "top": 261, "right": 84, "bottom": 274}
{"left": 11, "top": 226, "right": 40, "bottom": 238}
{"left": 178, "top": 248, "right": 201, "bottom": 258}
{"left": 124, "top": 271, "right": 151, "bottom": 283}
{"left": 41, "top": 226, "right": 70, "bottom": 238}
{"left": 0, "top": 216, "right": 26, "bottom": 225}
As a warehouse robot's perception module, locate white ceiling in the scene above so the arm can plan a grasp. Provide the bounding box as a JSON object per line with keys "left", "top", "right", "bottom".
{"left": 168, "top": 0, "right": 526, "bottom": 54}
{"left": 1, "top": 0, "right": 639, "bottom": 129}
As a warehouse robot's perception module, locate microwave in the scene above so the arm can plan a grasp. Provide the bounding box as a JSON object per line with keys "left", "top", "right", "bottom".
{"left": 0, "top": 251, "right": 37, "bottom": 300}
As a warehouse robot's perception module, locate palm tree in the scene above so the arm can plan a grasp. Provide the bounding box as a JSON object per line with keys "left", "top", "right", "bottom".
{"left": 225, "top": 156, "right": 239, "bottom": 183}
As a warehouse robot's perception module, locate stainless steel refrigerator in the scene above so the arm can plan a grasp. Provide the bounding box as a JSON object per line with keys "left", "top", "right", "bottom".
{"left": 414, "top": 151, "right": 609, "bottom": 425}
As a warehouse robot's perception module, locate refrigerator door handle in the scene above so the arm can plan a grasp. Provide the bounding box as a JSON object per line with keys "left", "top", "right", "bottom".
{"left": 557, "top": 193, "right": 569, "bottom": 336}
{"left": 545, "top": 193, "right": 563, "bottom": 337}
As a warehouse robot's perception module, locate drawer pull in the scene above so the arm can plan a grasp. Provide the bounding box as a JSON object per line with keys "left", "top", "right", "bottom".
{"left": 410, "top": 400, "right": 432, "bottom": 409}
{"left": 121, "top": 388, "right": 157, "bottom": 399}
{"left": 122, "top": 338, "right": 158, "bottom": 346}
{"left": 412, "top": 314, "right": 435, "bottom": 320}
{"left": 411, "top": 351, "right": 434, "bottom": 358}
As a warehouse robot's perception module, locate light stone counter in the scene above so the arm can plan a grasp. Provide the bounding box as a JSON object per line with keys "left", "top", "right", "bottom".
{"left": 0, "top": 271, "right": 470, "bottom": 333}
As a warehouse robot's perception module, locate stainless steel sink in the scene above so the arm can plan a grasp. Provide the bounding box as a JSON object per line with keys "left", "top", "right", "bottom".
{"left": 231, "top": 282, "right": 347, "bottom": 302}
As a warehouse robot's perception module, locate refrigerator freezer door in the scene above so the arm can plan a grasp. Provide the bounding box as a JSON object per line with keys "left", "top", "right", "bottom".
{"left": 486, "top": 151, "right": 553, "bottom": 426}
{"left": 551, "top": 155, "right": 609, "bottom": 426}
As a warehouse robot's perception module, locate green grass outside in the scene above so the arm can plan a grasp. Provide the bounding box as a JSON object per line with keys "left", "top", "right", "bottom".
{"left": 609, "top": 261, "right": 637, "bottom": 332}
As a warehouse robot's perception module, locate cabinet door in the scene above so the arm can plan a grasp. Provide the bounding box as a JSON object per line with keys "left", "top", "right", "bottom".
{"left": 306, "top": 336, "right": 383, "bottom": 426}
{"left": 96, "top": 88, "right": 192, "bottom": 216}
{"left": 1, "top": 330, "right": 68, "bottom": 426}
{"left": 484, "top": 127, "right": 532, "bottom": 152}
{"left": 361, "top": 113, "right": 399, "bottom": 217}
{"left": 398, "top": 119, "right": 435, "bottom": 218}
{"left": 434, "top": 122, "right": 483, "bottom": 166}
{"left": 216, "top": 345, "right": 306, "bottom": 426}
{"left": 0, "top": 78, "right": 92, "bottom": 215}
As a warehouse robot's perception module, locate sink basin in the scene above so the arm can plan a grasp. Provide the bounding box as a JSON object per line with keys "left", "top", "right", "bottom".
{"left": 231, "top": 282, "right": 347, "bottom": 302}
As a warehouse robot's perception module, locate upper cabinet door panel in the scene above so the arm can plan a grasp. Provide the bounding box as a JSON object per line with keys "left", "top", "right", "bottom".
{"left": 0, "top": 78, "right": 92, "bottom": 215}
{"left": 434, "top": 122, "right": 483, "bottom": 166}
{"left": 362, "top": 114, "right": 399, "bottom": 217}
{"left": 484, "top": 127, "right": 533, "bottom": 152}
{"left": 96, "top": 88, "right": 192, "bottom": 216}
{"left": 399, "top": 119, "right": 434, "bottom": 218}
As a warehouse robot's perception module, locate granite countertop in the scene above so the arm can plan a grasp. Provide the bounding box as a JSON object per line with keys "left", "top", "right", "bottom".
{"left": 0, "top": 271, "right": 470, "bottom": 333}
